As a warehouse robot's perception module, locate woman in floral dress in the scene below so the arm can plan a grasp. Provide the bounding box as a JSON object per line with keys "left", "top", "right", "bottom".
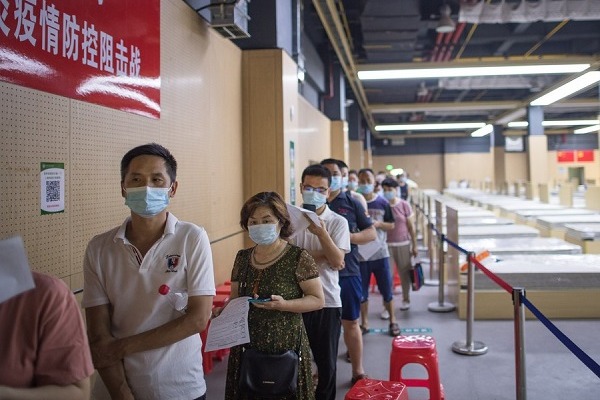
{"left": 221, "top": 191, "right": 324, "bottom": 400}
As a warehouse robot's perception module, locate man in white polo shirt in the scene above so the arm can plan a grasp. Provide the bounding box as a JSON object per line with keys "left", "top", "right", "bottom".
{"left": 290, "top": 164, "right": 350, "bottom": 400}
{"left": 82, "top": 143, "right": 215, "bottom": 400}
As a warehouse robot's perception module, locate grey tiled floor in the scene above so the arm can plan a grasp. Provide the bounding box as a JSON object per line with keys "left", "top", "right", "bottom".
{"left": 204, "top": 283, "right": 600, "bottom": 399}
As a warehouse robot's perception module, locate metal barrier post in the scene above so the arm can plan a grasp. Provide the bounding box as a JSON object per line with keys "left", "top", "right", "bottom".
{"left": 425, "top": 221, "right": 439, "bottom": 286}
{"left": 452, "top": 252, "right": 488, "bottom": 355}
{"left": 513, "top": 287, "right": 527, "bottom": 400}
{"left": 428, "top": 233, "right": 455, "bottom": 312}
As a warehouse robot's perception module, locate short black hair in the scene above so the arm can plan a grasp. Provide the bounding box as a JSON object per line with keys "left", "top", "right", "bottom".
{"left": 358, "top": 168, "right": 374, "bottom": 176}
{"left": 382, "top": 178, "right": 399, "bottom": 188}
{"left": 349, "top": 169, "right": 358, "bottom": 176}
{"left": 302, "top": 164, "right": 332, "bottom": 186}
{"left": 338, "top": 160, "right": 349, "bottom": 169}
{"left": 320, "top": 158, "right": 344, "bottom": 169}
{"left": 121, "top": 143, "right": 177, "bottom": 183}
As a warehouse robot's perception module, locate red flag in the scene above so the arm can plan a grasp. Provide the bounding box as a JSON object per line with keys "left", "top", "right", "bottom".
{"left": 557, "top": 151, "right": 575, "bottom": 163}
{"left": 576, "top": 150, "right": 594, "bottom": 162}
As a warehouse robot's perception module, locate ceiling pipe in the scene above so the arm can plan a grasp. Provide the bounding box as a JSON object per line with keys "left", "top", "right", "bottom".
{"left": 312, "top": 0, "right": 376, "bottom": 132}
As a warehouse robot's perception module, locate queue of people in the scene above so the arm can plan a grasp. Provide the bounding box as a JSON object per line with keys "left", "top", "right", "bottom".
{"left": 0, "top": 143, "right": 419, "bottom": 400}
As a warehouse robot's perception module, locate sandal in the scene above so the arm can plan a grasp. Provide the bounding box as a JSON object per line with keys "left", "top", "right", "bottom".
{"left": 351, "top": 373, "right": 369, "bottom": 385}
{"left": 360, "top": 325, "right": 369, "bottom": 335}
{"left": 389, "top": 322, "right": 401, "bottom": 337}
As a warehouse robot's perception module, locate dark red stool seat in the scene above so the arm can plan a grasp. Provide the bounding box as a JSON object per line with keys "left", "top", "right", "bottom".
{"left": 345, "top": 378, "right": 408, "bottom": 400}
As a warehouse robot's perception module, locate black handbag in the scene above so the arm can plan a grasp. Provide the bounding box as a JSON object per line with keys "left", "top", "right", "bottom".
{"left": 239, "top": 347, "right": 299, "bottom": 397}
{"left": 238, "top": 254, "right": 301, "bottom": 397}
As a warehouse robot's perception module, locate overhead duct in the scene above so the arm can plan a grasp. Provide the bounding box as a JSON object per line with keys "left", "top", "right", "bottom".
{"left": 183, "top": 0, "right": 250, "bottom": 39}
{"left": 459, "top": 0, "right": 600, "bottom": 24}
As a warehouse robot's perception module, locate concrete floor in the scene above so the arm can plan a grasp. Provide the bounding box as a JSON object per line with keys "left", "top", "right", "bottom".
{"left": 204, "top": 281, "right": 600, "bottom": 399}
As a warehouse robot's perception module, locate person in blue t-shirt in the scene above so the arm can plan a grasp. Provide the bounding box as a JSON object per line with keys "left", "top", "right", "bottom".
{"left": 357, "top": 168, "right": 400, "bottom": 337}
{"left": 321, "top": 159, "right": 376, "bottom": 386}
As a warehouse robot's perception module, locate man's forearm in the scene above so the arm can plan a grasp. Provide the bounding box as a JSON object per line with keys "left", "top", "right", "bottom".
{"left": 350, "top": 226, "right": 377, "bottom": 245}
{"left": 97, "top": 364, "right": 135, "bottom": 400}
{"left": 120, "top": 297, "right": 212, "bottom": 357}
{"left": 0, "top": 378, "right": 90, "bottom": 400}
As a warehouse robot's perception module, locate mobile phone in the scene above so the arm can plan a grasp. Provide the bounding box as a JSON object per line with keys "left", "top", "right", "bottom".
{"left": 302, "top": 203, "right": 316, "bottom": 212}
{"left": 248, "top": 297, "right": 272, "bottom": 303}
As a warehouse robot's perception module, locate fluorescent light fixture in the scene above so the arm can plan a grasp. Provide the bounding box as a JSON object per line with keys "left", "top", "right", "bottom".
{"left": 358, "top": 64, "right": 589, "bottom": 80}
{"left": 574, "top": 124, "right": 600, "bottom": 134}
{"left": 375, "top": 122, "right": 485, "bottom": 131}
{"left": 471, "top": 124, "right": 493, "bottom": 137}
{"left": 530, "top": 71, "right": 600, "bottom": 106}
{"left": 507, "top": 119, "right": 600, "bottom": 128}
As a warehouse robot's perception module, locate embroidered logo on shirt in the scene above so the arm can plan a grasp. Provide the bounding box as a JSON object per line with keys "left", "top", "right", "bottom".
{"left": 165, "top": 254, "right": 181, "bottom": 272}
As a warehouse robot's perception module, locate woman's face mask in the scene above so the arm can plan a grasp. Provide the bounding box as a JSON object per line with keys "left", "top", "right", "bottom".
{"left": 248, "top": 223, "right": 279, "bottom": 245}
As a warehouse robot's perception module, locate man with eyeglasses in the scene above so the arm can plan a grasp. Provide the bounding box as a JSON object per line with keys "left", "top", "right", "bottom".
{"left": 320, "top": 158, "right": 376, "bottom": 386}
{"left": 289, "top": 164, "right": 350, "bottom": 400}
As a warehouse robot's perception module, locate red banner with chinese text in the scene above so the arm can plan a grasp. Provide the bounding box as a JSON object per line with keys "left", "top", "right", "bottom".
{"left": 557, "top": 151, "right": 575, "bottom": 163}
{"left": 0, "top": 0, "right": 160, "bottom": 119}
{"left": 576, "top": 150, "right": 594, "bottom": 162}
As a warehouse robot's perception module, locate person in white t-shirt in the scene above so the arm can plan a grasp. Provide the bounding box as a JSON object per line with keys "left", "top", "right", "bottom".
{"left": 290, "top": 164, "right": 350, "bottom": 400}
{"left": 82, "top": 143, "right": 215, "bottom": 400}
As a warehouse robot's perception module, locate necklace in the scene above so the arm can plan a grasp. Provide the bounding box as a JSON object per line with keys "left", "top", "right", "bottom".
{"left": 252, "top": 241, "right": 288, "bottom": 267}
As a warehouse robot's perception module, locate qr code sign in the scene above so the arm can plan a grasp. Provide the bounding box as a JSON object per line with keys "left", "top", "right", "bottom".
{"left": 45, "top": 180, "right": 61, "bottom": 202}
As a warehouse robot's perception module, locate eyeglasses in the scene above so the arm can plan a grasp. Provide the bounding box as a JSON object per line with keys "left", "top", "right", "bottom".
{"left": 302, "top": 185, "right": 328, "bottom": 194}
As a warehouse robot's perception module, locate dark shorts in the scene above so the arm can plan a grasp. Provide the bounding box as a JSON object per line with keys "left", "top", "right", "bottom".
{"left": 360, "top": 257, "right": 393, "bottom": 303}
{"left": 339, "top": 275, "right": 362, "bottom": 321}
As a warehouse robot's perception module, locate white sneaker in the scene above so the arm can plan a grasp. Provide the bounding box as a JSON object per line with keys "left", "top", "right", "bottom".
{"left": 400, "top": 301, "right": 410, "bottom": 310}
{"left": 380, "top": 309, "right": 390, "bottom": 320}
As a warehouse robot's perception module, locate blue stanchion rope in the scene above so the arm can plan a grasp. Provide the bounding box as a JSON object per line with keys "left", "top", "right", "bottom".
{"left": 521, "top": 294, "right": 600, "bottom": 379}
{"left": 428, "top": 221, "right": 600, "bottom": 379}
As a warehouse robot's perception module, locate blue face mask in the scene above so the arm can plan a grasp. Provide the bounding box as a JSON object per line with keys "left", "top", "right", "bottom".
{"left": 248, "top": 223, "right": 279, "bottom": 245}
{"left": 341, "top": 176, "right": 349, "bottom": 189}
{"left": 125, "top": 186, "right": 171, "bottom": 218}
{"left": 347, "top": 181, "right": 358, "bottom": 191}
{"left": 358, "top": 184, "right": 374, "bottom": 195}
{"left": 330, "top": 176, "right": 342, "bottom": 191}
{"left": 384, "top": 191, "right": 395, "bottom": 201}
{"left": 302, "top": 190, "right": 327, "bottom": 209}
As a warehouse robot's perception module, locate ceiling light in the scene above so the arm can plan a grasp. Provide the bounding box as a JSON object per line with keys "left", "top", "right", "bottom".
{"left": 574, "top": 124, "right": 600, "bottom": 134}
{"left": 436, "top": 4, "right": 455, "bottom": 33}
{"left": 471, "top": 124, "right": 493, "bottom": 137}
{"left": 507, "top": 119, "right": 600, "bottom": 128}
{"left": 530, "top": 71, "right": 600, "bottom": 106}
{"left": 357, "top": 64, "right": 590, "bottom": 80}
{"left": 375, "top": 122, "right": 485, "bottom": 131}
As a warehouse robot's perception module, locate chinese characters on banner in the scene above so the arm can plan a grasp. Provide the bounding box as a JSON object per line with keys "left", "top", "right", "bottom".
{"left": 557, "top": 150, "right": 595, "bottom": 163}
{"left": 0, "top": 0, "right": 160, "bottom": 118}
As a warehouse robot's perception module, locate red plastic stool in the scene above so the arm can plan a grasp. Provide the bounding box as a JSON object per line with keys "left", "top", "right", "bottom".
{"left": 213, "top": 294, "right": 229, "bottom": 308}
{"left": 200, "top": 318, "right": 214, "bottom": 374}
{"left": 389, "top": 335, "right": 444, "bottom": 400}
{"left": 345, "top": 378, "right": 408, "bottom": 400}
{"left": 216, "top": 284, "right": 231, "bottom": 295}
{"left": 369, "top": 267, "right": 401, "bottom": 293}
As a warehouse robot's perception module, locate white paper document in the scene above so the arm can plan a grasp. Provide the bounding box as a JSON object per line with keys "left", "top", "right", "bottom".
{"left": 204, "top": 296, "right": 252, "bottom": 352}
{"left": 0, "top": 236, "right": 35, "bottom": 304}
{"left": 286, "top": 203, "right": 321, "bottom": 239}
{"left": 358, "top": 239, "right": 383, "bottom": 260}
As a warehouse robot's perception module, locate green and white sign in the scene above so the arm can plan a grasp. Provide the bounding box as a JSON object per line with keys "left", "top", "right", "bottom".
{"left": 40, "top": 162, "right": 65, "bottom": 215}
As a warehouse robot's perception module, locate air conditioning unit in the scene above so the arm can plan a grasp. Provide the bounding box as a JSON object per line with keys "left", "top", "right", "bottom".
{"left": 183, "top": 0, "right": 250, "bottom": 40}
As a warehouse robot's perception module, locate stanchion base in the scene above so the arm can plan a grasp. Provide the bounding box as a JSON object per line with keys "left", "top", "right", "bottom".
{"left": 451, "top": 340, "right": 488, "bottom": 356}
{"left": 424, "top": 279, "right": 439, "bottom": 286}
{"left": 428, "top": 301, "right": 455, "bottom": 312}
